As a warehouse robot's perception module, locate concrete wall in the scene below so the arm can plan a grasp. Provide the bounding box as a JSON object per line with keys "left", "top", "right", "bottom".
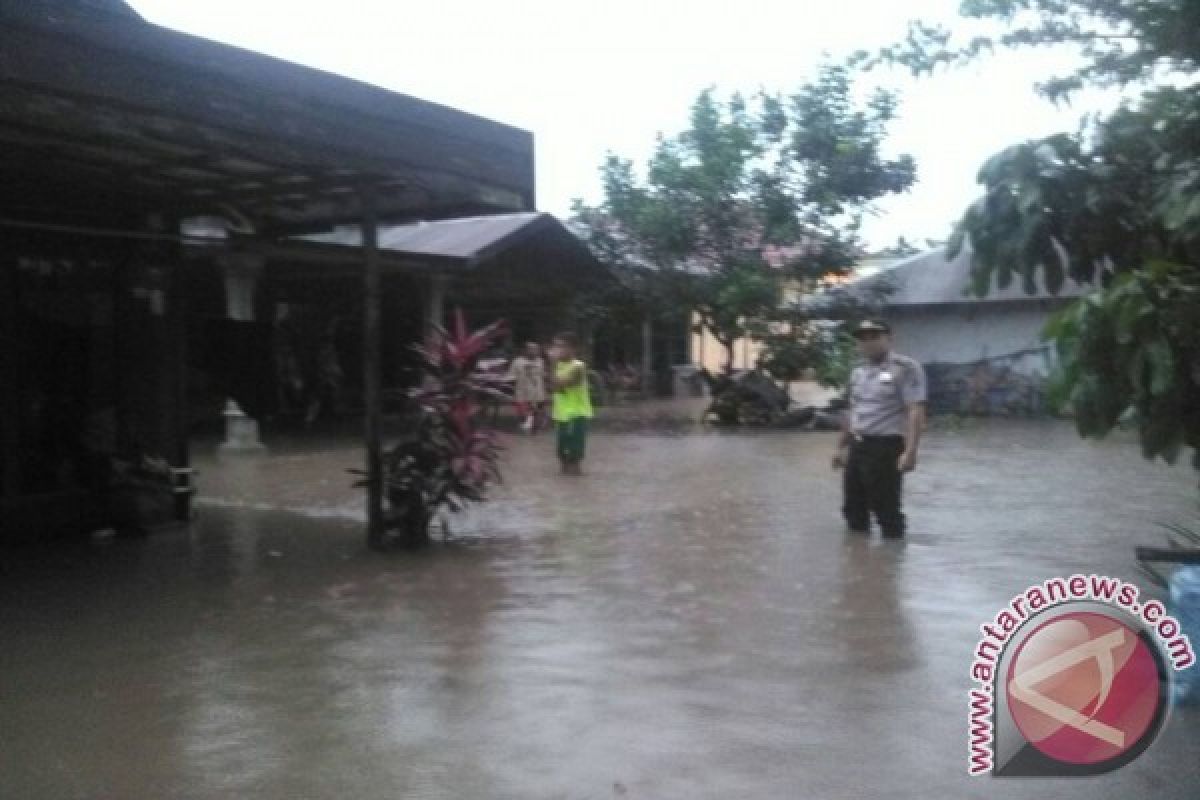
{"left": 888, "top": 303, "right": 1068, "bottom": 416}
{"left": 886, "top": 303, "right": 1059, "bottom": 372}
{"left": 690, "top": 316, "right": 764, "bottom": 373}
{"left": 688, "top": 303, "right": 1068, "bottom": 416}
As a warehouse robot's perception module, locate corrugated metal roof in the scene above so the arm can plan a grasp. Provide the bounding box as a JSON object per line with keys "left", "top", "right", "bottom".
{"left": 851, "top": 246, "right": 1092, "bottom": 307}
{"left": 76, "top": 0, "right": 142, "bottom": 18}
{"left": 0, "top": 4, "right": 534, "bottom": 228}
{"left": 303, "top": 212, "right": 562, "bottom": 264}
{"left": 378, "top": 213, "right": 548, "bottom": 261}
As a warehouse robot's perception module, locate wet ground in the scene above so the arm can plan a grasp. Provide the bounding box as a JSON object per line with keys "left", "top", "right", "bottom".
{"left": 2, "top": 416, "right": 1199, "bottom": 799}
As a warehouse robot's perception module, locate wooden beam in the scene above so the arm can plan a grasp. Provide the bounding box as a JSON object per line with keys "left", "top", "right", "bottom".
{"left": 362, "top": 185, "right": 385, "bottom": 548}
{"left": 425, "top": 274, "right": 449, "bottom": 338}
{"left": 0, "top": 238, "right": 19, "bottom": 499}
{"left": 167, "top": 222, "right": 191, "bottom": 521}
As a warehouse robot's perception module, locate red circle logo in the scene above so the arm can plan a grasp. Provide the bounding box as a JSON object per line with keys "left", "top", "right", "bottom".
{"left": 1005, "top": 611, "right": 1165, "bottom": 766}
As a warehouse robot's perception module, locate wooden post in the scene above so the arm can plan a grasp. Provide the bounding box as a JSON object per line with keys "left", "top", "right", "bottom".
{"left": 0, "top": 239, "right": 19, "bottom": 500}
{"left": 217, "top": 253, "right": 266, "bottom": 454}
{"left": 362, "top": 187, "right": 384, "bottom": 548}
{"left": 425, "top": 273, "right": 448, "bottom": 337}
{"left": 580, "top": 318, "right": 595, "bottom": 366}
{"left": 169, "top": 245, "right": 191, "bottom": 521}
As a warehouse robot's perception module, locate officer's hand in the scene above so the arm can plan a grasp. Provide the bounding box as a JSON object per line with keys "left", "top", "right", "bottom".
{"left": 897, "top": 450, "right": 917, "bottom": 473}
{"left": 832, "top": 449, "right": 847, "bottom": 470}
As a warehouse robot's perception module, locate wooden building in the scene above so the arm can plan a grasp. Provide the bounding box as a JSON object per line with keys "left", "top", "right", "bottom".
{"left": 0, "top": 2, "right": 603, "bottom": 541}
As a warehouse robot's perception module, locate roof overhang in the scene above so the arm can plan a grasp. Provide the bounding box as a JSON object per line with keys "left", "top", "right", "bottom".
{"left": 270, "top": 213, "right": 616, "bottom": 299}
{"left": 0, "top": 3, "right": 535, "bottom": 233}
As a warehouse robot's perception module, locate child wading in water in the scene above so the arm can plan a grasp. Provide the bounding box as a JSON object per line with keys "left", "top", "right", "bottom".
{"left": 508, "top": 341, "right": 547, "bottom": 433}
{"left": 548, "top": 332, "right": 592, "bottom": 475}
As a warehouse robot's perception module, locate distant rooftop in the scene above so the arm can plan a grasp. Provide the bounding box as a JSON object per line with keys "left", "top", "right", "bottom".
{"left": 304, "top": 212, "right": 567, "bottom": 265}
{"left": 850, "top": 246, "right": 1093, "bottom": 307}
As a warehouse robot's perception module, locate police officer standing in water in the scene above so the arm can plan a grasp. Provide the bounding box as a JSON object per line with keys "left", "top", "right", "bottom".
{"left": 832, "top": 320, "right": 927, "bottom": 539}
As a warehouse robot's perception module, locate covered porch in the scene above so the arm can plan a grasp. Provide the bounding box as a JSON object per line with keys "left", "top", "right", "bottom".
{"left": 0, "top": 1, "right": 535, "bottom": 541}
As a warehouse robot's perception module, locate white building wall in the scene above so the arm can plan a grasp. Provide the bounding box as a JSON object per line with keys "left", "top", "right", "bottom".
{"left": 887, "top": 305, "right": 1057, "bottom": 374}
{"left": 689, "top": 303, "right": 1063, "bottom": 379}
{"left": 690, "top": 314, "right": 764, "bottom": 373}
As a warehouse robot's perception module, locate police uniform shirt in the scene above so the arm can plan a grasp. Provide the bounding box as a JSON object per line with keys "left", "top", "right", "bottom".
{"left": 848, "top": 352, "right": 927, "bottom": 436}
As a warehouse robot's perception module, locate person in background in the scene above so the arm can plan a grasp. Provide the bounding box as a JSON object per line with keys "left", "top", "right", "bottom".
{"left": 509, "top": 341, "right": 547, "bottom": 433}
{"left": 831, "top": 320, "right": 927, "bottom": 539}
{"left": 547, "top": 332, "right": 593, "bottom": 475}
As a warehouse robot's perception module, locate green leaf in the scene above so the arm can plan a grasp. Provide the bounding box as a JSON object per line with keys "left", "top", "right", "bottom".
{"left": 1114, "top": 292, "right": 1149, "bottom": 345}
{"left": 1145, "top": 339, "right": 1175, "bottom": 397}
{"left": 1042, "top": 302, "right": 1077, "bottom": 341}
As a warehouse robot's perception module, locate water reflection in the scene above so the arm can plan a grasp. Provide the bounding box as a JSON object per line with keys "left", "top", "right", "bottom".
{"left": 2, "top": 422, "right": 1198, "bottom": 798}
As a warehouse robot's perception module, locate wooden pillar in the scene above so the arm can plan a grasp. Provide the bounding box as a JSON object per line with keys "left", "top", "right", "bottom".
{"left": 0, "top": 241, "right": 19, "bottom": 499}
{"left": 580, "top": 318, "right": 595, "bottom": 365}
{"left": 362, "top": 187, "right": 384, "bottom": 548}
{"left": 425, "top": 273, "right": 448, "bottom": 337}
{"left": 217, "top": 252, "right": 266, "bottom": 454}
{"left": 168, "top": 247, "right": 191, "bottom": 521}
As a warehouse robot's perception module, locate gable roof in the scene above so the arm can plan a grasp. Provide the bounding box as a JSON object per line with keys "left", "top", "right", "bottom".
{"left": 302, "top": 213, "right": 583, "bottom": 267}
{"left": 850, "top": 246, "right": 1093, "bottom": 308}
{"left": 280, "top": 212, "right": 615, "bottom": 306}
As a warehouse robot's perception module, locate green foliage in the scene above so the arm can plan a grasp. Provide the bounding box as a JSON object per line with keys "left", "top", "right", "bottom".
{"left": 892, "top": 1, "right": 1200, "bottom": 468}
{"left": 758, "top": 327, "right": 857, "bottom": 389}
{"left": 1043, "top": 264, "right": 1200, "bottom": 465}
{"left": 869, "top": 0, "right": 1200, "bottom": 101}
{"left": 352, "top": 310, "right": 508, "bottom": 546}
{"left": 944, "top": 88, "right": 1200, "bottom": 467}
{"left": 813, "top": 332, "right": 860, "bottom": 389}
{"left": 573, "top": 65, "right": 915, "bottom": 374}
{"left": 876, "top": 236, "right": 924, "bottom": 258}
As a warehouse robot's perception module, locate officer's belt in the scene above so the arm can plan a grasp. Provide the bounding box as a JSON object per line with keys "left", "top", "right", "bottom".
{"left": 851, "top": 433, "right": 904, "bottom": 443}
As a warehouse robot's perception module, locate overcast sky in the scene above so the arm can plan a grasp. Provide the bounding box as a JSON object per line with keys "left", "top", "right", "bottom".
{"left": 128, "top": 0, "right": 1120, "bottom": 250}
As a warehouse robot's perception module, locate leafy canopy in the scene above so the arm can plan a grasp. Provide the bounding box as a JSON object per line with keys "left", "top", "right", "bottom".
{"left": 573, "top": 65, "right": 915, "bottom": 373}
{"left": 878, "top": 0, "right": 1200, "bottom": 466}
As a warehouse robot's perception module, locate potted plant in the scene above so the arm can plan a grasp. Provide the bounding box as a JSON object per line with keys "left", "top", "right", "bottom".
{"left": 356, "top": 310, "right": 508, "bottom": 547}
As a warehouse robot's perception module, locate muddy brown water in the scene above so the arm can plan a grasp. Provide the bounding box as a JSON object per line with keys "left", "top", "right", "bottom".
{"left": 2, "top": 420, "right": 1198, "bottom": 799}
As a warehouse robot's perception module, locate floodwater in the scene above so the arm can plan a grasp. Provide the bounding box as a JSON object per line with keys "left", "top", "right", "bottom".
{"left": 2, "top": 418, "right": 1199, "bottom": 799}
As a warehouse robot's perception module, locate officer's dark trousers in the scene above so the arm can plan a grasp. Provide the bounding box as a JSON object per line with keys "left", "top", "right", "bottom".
{"left": 843, "top": 434, "right": 906, "bottom": 537}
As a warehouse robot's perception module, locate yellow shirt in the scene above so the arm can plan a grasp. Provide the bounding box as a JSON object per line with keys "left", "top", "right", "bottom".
{"left": 552, "top": 359, "right": 593, "bottom": 421}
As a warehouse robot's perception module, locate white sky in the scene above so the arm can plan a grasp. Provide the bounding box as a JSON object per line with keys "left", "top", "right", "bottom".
{"left": 128, "top": 0, "right": 1121, "bottom": 250}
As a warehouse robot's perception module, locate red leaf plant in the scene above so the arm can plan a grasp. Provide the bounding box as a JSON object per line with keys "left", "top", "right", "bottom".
{"left": 356, "top": 309, "right": 508, "bottom": 546}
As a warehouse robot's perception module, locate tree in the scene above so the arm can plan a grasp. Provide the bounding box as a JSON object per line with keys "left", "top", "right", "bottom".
{"left": 573, "top": 65, "right": 915, "bottom": 374}
{"left": 871, "top": 0, "right": 1200, "bottom": 100}
{"left": 875, "top": 236, "right": 924, "bottom": 259}
{"left": 757, "top": 326, "right": 858, "bottom": 390}
{"left": 875, "top": 1, "right": 1200, "bottom": 468}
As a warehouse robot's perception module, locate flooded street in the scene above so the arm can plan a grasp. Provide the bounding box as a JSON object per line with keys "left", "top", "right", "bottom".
{"left": 3, "top": 419, "right": 1199, "bottom": 799}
